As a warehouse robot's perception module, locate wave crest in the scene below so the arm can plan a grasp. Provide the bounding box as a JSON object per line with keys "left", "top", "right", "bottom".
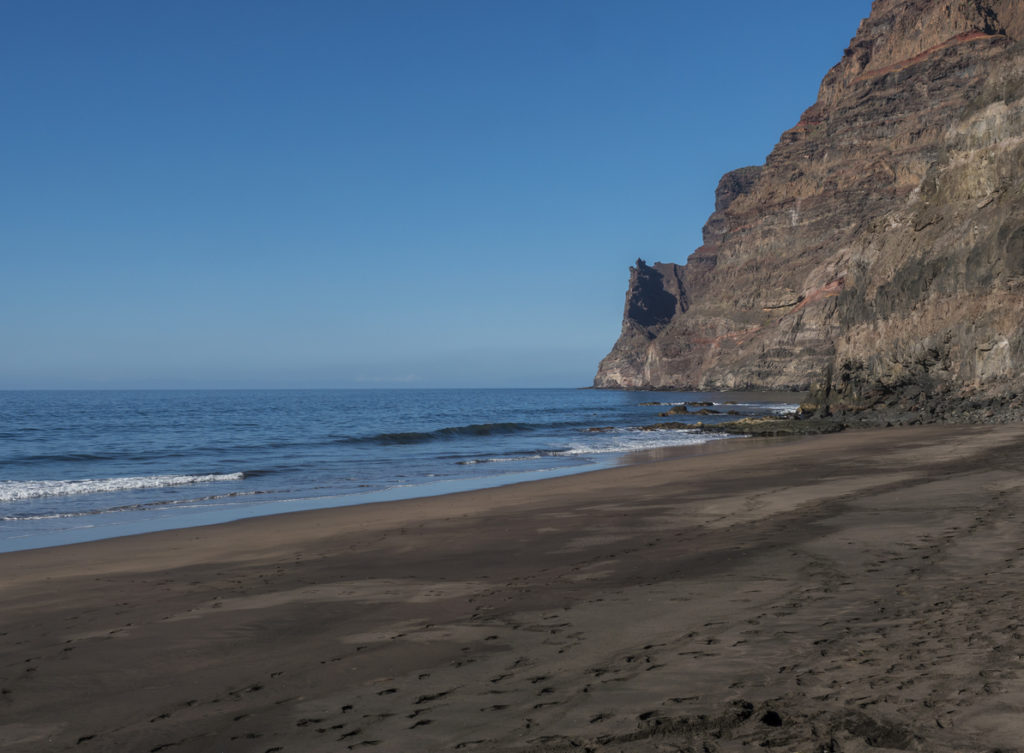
{"left": 368, "top": 422, "right": 534, "bottom": 445}
{"left": 0, "top": 473, "right": 245, "bottom": 502}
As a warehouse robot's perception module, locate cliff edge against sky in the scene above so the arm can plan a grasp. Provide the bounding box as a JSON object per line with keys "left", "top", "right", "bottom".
{"left": 595, "top": 0, "right": 1024, "bottom": 420}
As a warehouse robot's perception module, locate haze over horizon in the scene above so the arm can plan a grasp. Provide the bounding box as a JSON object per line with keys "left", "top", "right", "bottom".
{"left": 4, "top": 1, "right": 871, "bottom": 390}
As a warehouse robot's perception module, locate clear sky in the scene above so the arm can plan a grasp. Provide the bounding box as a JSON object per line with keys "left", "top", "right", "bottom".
{"left": 3, "top": 1, "right": 871, "bottom": 389}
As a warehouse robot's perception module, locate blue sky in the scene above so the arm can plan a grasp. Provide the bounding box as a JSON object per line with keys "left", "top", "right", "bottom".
{"left": 3, "top": 1, "right": 871, "bottom": 389}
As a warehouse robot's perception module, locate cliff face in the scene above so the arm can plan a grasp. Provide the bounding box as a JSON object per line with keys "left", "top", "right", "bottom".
{"left": 595, "top": 0, "right": 1024, "bottom": 418}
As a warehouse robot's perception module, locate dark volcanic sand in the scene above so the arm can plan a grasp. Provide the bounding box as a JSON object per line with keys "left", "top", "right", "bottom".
{"left": 3, "top": 424, "right": 1024, "bottom": 752}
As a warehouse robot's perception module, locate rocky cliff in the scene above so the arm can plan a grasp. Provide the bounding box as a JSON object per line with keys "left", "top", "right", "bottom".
{"left": 595, "top": 0, "right": 1024, "bottom": 421}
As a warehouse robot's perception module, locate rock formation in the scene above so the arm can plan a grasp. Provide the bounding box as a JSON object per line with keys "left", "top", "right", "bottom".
{"left": 594, "top": 0, "right": 1024, "bottom": 422}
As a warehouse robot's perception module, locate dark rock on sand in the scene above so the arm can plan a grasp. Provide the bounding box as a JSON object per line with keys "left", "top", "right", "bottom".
{"left": 699, "top": 416, "right": 846, "bottom": 436}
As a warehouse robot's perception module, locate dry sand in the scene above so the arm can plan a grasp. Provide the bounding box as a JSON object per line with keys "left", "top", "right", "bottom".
{"left": 3, "top": 424, "right": 1024, "bottom": 752}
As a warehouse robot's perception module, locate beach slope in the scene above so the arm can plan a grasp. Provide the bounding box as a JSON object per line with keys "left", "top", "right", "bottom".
{"left": 3, "top": 425, "right": 1024, "bottom": 752}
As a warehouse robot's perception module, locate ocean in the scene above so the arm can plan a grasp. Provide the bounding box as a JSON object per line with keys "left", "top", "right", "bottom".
{"left": 0, "top": 389, "right": 799, "bottom": 552}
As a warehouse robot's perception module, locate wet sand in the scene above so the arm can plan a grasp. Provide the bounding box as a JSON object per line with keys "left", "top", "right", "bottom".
{"left": 3, "top": 424, "right": 1024, "bottom": 752}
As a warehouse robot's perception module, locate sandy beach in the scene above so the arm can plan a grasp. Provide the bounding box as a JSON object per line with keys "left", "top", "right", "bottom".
{"left": 3, "top": 424, "right": 1024, "bottom": 752}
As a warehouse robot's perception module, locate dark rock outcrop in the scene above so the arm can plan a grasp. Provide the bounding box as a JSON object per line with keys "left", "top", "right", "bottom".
{"left": 625, "top": 259, "right": 686, "bottom": 329}
{"left": 595, "top": 0, "right": 1024, "bottom": 422}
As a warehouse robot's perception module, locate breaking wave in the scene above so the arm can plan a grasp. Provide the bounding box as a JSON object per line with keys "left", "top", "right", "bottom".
{"left": 558, "top": 428, "right": 730, "bottom": 456}
{"left": 0, "top": 473, "right": 246, "bottom": 502}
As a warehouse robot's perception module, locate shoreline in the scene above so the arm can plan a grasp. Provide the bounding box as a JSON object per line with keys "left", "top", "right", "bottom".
{"left": 0, "top": 429, "right": 798, "bottom": 555}
{"left": 4, "top": 423, "right": 1024, "bottom": 751}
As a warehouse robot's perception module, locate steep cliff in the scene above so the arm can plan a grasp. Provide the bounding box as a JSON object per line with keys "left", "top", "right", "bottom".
{"left": 595, "top": 0, "right": 1024, "bottom": 420}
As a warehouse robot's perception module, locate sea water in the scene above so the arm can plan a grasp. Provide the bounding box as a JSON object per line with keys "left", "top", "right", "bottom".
{"left": 0, "top": 389, "right": 799, "bottom": 552}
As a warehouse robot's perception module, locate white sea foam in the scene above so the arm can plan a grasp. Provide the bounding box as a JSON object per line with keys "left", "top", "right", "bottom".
{"left": 755, "top": 403, "right": 800, "bottom": 415}
{"left": 559, "top": 429, "right": 728, "bottom": 456}
{"left": 657, "top": 401, "right": 799, "bottom": 414}
{"left": 456, "top": 455, "right": 545, "bottom": 465}
{"left": 699, "top": 402, "right": 800, "bottom": 414}
{"left": 0, "top": 473, "right": 245, "bottom": 503}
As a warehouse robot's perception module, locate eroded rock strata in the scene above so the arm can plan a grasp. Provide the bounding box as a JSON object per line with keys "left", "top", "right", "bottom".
{"left": 595, "top": 0, "right": 1024, "bottom": 422}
